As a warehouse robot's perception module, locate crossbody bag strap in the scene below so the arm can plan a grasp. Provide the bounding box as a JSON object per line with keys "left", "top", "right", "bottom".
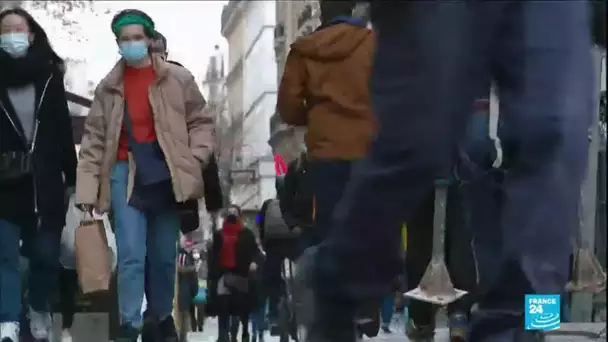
{"left": 122, "top": 101, "right": 137, "bottom": 149}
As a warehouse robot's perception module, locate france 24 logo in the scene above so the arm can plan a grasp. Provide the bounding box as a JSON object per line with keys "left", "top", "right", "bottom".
{"left": 525, "top": 294, "right": 561, "bottom": 331}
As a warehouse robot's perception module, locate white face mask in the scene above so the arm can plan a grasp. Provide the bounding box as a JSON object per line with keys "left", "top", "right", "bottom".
{"left": 0, "top": 32, "right": 30, "bottom": 58}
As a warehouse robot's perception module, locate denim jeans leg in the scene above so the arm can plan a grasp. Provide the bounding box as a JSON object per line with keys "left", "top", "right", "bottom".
{"left": 146, "top": 210, "right": 179, "bottom": 318}
{"left": 27, "top": 226, "right": 62, "bottom": 313}
{"left": 111, "top": 162, "right": 148, "bottom": 328}
{"left": 0, "top": 219, "right": 21, "bottom": 323}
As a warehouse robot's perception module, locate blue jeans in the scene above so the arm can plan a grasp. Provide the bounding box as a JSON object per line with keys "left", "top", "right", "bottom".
{"left": 250, "top": 301, "right": 267, "bottom": 335}
{"left": 380, "top": 295, "right": 394, "bottom": 325}
{"left": 111, "top": 162, "right": 179, "bottom": 328}
{"left": 0, "top": 219, "right": 61, "bottom": 322}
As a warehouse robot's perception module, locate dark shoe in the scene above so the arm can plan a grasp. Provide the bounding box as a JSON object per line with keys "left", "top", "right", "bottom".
{"left": 241, "top": 332, "right": 250, "bottom": 342}
{"left": 381, "top": 323, "right": 392, "bottom": 334}
{"left": 355, "top": 300, "right": 380, "bottom": 338}
{"left": 406, "top": 319, "right": 435, "bottom": 342}
{"left": 267, "top": 317, "right": 279, "bottom": 336}
{"left": 306, "top": 300, "right": 357, "bottom": 342}
{"left": 141, "top": 315, "right": 160, "bottom": 342}
{"left": 158, "top": 316, "right": 178, "bottom": 341}
{"left": 116, "top": 324, "right": 140, "bottom": 342}
{"left": 449, "top": 312, "right": 469, "bottom": 342}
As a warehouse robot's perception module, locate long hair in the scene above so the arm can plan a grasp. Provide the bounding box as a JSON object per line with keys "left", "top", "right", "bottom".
{"left": 0, "top": 7, "right": 64, "bottom": 70}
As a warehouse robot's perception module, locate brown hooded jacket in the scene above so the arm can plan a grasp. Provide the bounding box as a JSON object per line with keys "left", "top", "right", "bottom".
{"left": 277, "top": 22, "right": 376, "bottom": 160}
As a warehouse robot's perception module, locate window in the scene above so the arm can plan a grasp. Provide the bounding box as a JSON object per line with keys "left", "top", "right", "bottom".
{"left": 274, "top": 23, "right": 285, "bottom": 38}
{"left": 297, "top": 4, "right": 312, "bottom": 29}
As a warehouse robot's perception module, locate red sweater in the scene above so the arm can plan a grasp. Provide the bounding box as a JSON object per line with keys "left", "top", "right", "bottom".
{"left": 117, "top": 66, "right": 157, "bottom": 161}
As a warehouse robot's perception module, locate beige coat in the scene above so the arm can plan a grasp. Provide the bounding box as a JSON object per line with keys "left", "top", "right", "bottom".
{"left": 75, "top": 56, "right": 215, "bottom": 213}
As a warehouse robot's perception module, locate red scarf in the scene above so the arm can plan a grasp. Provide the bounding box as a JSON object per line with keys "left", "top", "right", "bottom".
{"left": 220, "top": 220, "right": 243, "bottom": 269}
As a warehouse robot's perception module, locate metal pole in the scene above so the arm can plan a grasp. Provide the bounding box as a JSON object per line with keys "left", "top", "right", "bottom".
{"left": 570, "top": 46, "right": 604, "bottom": 322}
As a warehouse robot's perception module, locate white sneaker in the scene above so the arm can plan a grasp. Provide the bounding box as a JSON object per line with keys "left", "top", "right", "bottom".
{"left": 29, "top": 307, "right": 52, "bottom": 340}
{"left": 62, "top": 329, "right": 73, "bottom": 342}
{"left": 0, "top": 322, "right": 20, "bottom": 342}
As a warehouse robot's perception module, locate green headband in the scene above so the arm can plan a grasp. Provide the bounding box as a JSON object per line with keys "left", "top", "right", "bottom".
{"left": 112, "top": 14, "right": 155, "bottom": 37}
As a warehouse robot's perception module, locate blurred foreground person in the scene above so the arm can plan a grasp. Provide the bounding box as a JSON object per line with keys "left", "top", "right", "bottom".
{"left": 0, "top": 7, "right": 77, "bottom": 342}
{"left": 207, "top": 206, "right": 261, "bottom": 342}
{"left": 306, "top": 2, "right": 595, "bottom": 342}
{"left": 75, "top": 9, "right": 214, "bottom": 341}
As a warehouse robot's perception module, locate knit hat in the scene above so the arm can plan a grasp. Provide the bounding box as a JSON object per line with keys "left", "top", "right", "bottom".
{"left": 111, "top": 9, "right": 155, "bottom": 37}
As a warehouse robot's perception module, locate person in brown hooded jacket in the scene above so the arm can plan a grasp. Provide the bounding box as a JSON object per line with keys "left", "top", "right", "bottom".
{"left": 277, "top": 0, "right": 375, "bottom": 247}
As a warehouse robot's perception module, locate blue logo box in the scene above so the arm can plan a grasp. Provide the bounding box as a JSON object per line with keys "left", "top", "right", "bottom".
{"left": 524, "top": 294, "right": 561, "bottom": 331}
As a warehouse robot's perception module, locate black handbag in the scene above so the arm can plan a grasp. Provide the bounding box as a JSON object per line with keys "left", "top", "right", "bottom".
{"left": 0, "top": 113, "right": 35, "bottom": 180}
{"left": 0, "top": 150, "right": 33, "bottom": 180}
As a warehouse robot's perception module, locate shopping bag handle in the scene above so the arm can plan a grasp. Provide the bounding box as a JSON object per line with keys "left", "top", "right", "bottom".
{"left": 80, "top": 210, "right": 96, "bottom": 224}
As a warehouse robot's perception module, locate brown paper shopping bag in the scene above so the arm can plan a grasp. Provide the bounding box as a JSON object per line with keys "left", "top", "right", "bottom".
{"left": 75, "top": 215, "right": 112, "bottom": 294}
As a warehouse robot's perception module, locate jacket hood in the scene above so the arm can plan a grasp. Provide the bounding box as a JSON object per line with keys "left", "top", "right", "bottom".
{"left": 291, "top": 18, "right": 370, "bottom": 61}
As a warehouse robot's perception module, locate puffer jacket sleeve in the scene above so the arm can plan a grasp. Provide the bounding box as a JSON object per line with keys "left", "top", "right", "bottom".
{"left": 75, "top": 85, "right": 107, "bottom": 206}
{"left": 277, "top": 51, "right": 308, "bottom": 126}
{"left": 183, "top": 72, "right": 215, "bottom": 167}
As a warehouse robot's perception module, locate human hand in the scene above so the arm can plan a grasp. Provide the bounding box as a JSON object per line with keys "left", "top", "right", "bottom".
{"left": 77, "top": 204, "right": 94, "bottom": 215}
{"left": 249, "top": 262, "right": 258, "bottom": 272}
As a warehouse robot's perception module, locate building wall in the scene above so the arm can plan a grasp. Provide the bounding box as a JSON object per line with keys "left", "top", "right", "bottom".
{"left": 64, "top": 58, "right": 89, "bottom": 116}
{"left": 222, "top": 0, "right": 278, "bottom": 211}
{"left": 238, "top": 0, "right": 277, "bottom": 210}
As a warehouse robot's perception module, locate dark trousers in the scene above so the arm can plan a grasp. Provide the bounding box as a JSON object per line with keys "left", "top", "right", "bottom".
{"left": 406, "top": 185, "right": 476, "bottom": 326}
{"left": 264, "top": 238, "right": 297, "bottom": 320}
{"left": 313, "top": 1, "right": 594, "bottom": 340}
{"left": 189, "top": 304, "right": 203, "bottom": 331}
{"left": 217, "top": 312, "right": 249, "bottom": 340}
{"left": 308, "top": 159, "right": 356, "bottom": 247}
{"left": 58, "top": 268, "right": 79, "bottom": 330}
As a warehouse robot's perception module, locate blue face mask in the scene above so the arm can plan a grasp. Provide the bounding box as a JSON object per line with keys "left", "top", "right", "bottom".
{"left": 0, "top": 32, "right": 30, "bottom": 58}
{"left": 119, "top": 40, "right": 149, "bottom": 64}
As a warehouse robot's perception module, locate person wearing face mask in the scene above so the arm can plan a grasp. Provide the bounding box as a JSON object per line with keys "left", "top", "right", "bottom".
{"left": 207, "top": 205, "right": 261, "bottom": 342}
{"left": 74, "top": 9, "right": 215, "bottom": 342}
{"left": 0, "top": 7, "right": 77, "bottom": 342}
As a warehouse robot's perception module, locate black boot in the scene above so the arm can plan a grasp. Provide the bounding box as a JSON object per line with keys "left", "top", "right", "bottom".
{"left": 405, "top": 319, "right": 435, "bottom": 342}
{"left": 158, "top": 316, "right": 178, "bottom": 342}
{"left": 116, "top": 324, "right": 140, "bottom": 342}
{"left": 306, "top": 297, "right": 357, "bottom": 342}
{"left": 242, "top": 331, "right": 250, "bottom": 342}
{"left": 141, "top": 314, "right": 160, "bottom": 342}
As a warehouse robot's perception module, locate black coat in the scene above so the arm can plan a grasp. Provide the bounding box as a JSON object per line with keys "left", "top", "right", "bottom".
{"left": 206, "top": 227, "right": 260, "bottom": 316}
{"left": 280, "top": 154, "right": 314, "bottom": 229}
{"left": 0, "top": 69, "right": 77, "bottom": 231}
